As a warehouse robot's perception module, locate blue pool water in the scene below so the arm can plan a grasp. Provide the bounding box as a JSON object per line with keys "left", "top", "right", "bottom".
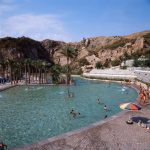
{"left": 0, "top": 77, "right": 138, "bottom": 148}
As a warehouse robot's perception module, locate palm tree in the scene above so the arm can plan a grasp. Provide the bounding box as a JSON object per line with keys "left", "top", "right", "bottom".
{"left": 24, "top": 59, "right": 28, "bottom": 84}
{"left": 6, "top": 59, "right": 15, "bottom": 84}
{"left": 50, "top": 64, "right": 62, "bottom": 84}
{"left": 0, "top": 60, "right": 7, "bottom": 84}
{"left": 0, "top": 60, "right": 6, "bottom": 78}
{"left": 31, "top": 60, "right": 37, "bottom": 83}
{"left": 14, "top": 61, "right": 20, "bottom": 84}
{"left": 45, "top": 62, "right": 51, "bottom": 83}
{"left": 42, "top": 61, "right": 51, "bottom": 84}
{"left": 36, "top": 60, "right": 43, "bottom": 84}
{"left": 61, "top": 45, "right": 77, "bottom": 97}
{"left": 18, "top": 60, "right": 24, "bottom": 82}
{"left": 61, "top": 45, "right": 77, "bottom": 85}
{"left": 27, "top": 58, "right": 32, "bottom": 84}
{"left": 41, "top": 61, "right": 46, "bottom": 83}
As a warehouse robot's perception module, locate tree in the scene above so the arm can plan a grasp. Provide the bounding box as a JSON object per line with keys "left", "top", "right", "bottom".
{"left": 79, "top": 58, "right": 90, "bottom": 66}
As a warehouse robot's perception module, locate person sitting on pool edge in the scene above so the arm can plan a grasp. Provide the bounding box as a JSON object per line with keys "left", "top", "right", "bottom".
{"left": 0, "top": 141, "right": 7, "bottom": 150}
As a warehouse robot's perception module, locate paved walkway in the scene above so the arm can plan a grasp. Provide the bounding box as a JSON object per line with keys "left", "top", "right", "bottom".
{"left": 13, "top": 106, "right": 150, "bottom": 150}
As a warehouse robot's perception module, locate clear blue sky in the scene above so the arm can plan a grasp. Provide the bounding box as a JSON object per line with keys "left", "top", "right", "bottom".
{"left": 0, "top": 0, "right": 149, "bottom": 42}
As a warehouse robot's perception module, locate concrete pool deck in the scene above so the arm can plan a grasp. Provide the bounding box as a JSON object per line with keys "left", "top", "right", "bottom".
{"left": 12, "top": 105, "right": 150, "bottom": 150}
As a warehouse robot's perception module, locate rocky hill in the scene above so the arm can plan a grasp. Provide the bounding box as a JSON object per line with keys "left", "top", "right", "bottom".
{"left": 0, "top": 37, "right": 50, "bottom": 61}
{"left": 0, "top": 30, "right": 150, "bottom": 73}
{"left": 48, "top": 30, "right": 150, "bottom": 73}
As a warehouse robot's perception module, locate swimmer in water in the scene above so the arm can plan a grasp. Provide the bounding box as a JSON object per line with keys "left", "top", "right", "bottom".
{"left": 70, "top": 109, "right": 80, "bottom": 118}
{"left": 108, "top": 82, "right": 111, "bottom": 87}
{"left": 104, "top": 114, "right": 108, "bottom": 119}
{"left": 104, "top": 105, "right": 108, "bottom": 112}
{"left": 68, "top": 92, "right": 74, "bottom": 98}
{"left": 97, "top": 98, "right": 101, "bottom": 104}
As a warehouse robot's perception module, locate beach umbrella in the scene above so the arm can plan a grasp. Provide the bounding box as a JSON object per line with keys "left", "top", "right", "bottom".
{"left": 120, "top": 102, "right": 141, "bottom": 111}
{"left": 119, "top": 102, "right": 141, "bottom": 122}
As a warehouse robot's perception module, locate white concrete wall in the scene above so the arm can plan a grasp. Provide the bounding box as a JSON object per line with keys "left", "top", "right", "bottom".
{"left": 83, "top": 68, "right": 150, "bottom": 83}
{"left": 83, "top": 69, "right": 136, "bottom": 80}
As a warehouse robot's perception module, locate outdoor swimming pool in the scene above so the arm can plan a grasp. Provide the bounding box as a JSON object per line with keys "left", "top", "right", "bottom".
{"left": 0, "top": 77, "right": 138, "bottom": 149}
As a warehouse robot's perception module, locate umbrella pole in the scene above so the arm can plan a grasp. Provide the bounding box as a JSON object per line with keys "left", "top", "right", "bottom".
{"left": 128, "top": 111, "right": 133, "bottom": 122}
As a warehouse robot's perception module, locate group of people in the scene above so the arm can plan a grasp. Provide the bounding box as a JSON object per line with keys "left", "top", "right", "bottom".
{"left": 129, "top": 80, "right": 150, "bottom": 105}
{"left": 139, "top": 82, "right": 150, "bottom": 105}
{"left": 69, "top": 98, "right": 108, "bottom": 119}
{"left": 137, "top": 120, "right": 150, "bottom": 132}
{"left": 97, "top": 98, "right": 108, "bottom": 111}
{"left": 139, "top": 90, "right": 146, "bottom": 104}
{"left": 139, "top": 88, "right": 149, "bottom": 105}
{"left": 97, "top": 98, "right": 108, "bottom": 119}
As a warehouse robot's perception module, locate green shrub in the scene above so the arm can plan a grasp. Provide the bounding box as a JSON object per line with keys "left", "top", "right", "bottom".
{"left": 143, "top": 33, "right": 150, "bottom": 44}
{"left": 79, "top": 58, "right": 90, "bottom": 66}
{"left": 123, "top": 51, "right": 132, "bottom": 60}
{"left": 95, "top": 61, "right": 103, "bottom": 69}
{"left": 120, "top": 66, "right": 127, "bottom": 69}
{"left": 111, "top": 59, "right": 121, "bottom": 66}
{"left": 103, "top": 59, "right": 110, "bottom": 68}
{"left": 131, "top": 50, "right": 142, "bottom": 59}
{"left": 133, "top": 59, "right": 150, "bottom": 67}
{"left": 133, "top": 59, "right": 139, "bottom": 67}
{"left": 144, "top": 59, "right": 150, "bottom": 67}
